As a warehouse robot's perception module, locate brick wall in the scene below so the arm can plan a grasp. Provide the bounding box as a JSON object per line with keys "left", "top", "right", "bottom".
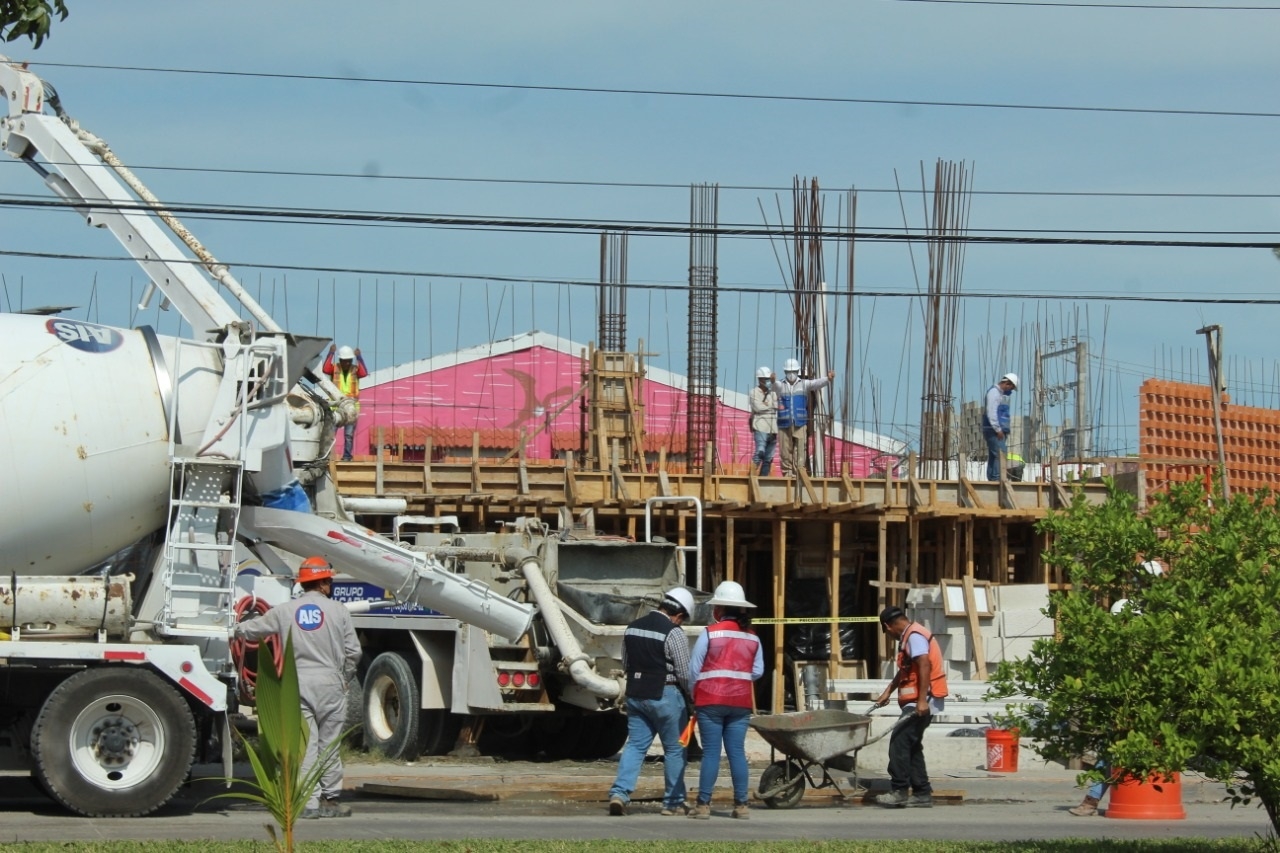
{"left": 1139, "top": 378, "right": 1280, "bottom": 496}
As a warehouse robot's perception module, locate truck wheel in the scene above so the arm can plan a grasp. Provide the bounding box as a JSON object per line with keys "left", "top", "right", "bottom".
{"left": 363, "top": 652, "right": 423, "bottom": 760}
{"left": 31, "top": 667, "right": 196, "bottom": 817}
{"left": 419, "top": 709, "right": 463, "bottom": 757}
{"left": 584, "top": 713, "right": 628, "bottom": 760}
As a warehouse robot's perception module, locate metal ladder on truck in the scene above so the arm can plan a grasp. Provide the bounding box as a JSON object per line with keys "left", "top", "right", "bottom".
{"left": 155, "top": 336, "right": 275, "bottom": 642}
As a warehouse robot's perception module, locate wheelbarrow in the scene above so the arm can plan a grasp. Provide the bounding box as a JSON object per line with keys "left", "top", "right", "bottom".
{"left": 750, "top": 707, "right": 909, "bottom": 809}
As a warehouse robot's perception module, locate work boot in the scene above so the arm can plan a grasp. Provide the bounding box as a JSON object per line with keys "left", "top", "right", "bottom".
{"left": 689, "top": 801, "right": 712, "bottom": 819}
{"left": 874, "top": 789, "right": 910, "bottom": 808}
{"left": 608, "top": 795, "right": 628, "bottom": 816}
{"left": 661, "top": 802, "right": 691, "bottom": 816}
{"left": 1068, "top": 795, "right": 1100, "bottom": 816}
{"left": 732, "top": 801, "right": 750, "bottom": 819}
{"left": 300, "top": 807, "right": 322, "bottom": 820}
{"left": 319, "top": 797, "right": 351, "bottom": 818}
{"left": 906, "top": 793, "right": 933, "bottom": 808}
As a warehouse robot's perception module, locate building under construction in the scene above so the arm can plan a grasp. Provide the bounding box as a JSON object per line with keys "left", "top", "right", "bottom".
{"left": 328, "top": 173, "right": 1278, "bottom": 713}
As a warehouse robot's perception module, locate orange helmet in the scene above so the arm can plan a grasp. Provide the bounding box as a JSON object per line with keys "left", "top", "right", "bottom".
{"left": 297, "top": 556, "right": 334, "bottom": 583}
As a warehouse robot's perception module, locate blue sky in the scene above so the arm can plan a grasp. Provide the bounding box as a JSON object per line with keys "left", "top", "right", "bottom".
{"left": 1, "top": 0, "right": 1277, "bottom": 457}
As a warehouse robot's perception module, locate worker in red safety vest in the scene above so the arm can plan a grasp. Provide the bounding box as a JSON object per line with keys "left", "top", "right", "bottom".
{"left": 688, "top": 581, "right": 763, "bottom": 820}
{"left": 872, "top": 605, "right": 949, "bottom": 808}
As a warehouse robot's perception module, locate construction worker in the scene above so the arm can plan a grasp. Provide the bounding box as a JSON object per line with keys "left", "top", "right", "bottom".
{"left": 234, "top": 556, "right": 362, "bottom": 819}
{"left": 982, "top": 373, "right": 1018, "bottom": 481}
{"left": 749, "top": 366, "right": 779, "bottom": 476}
{"left": 688, "top": 580, "right": 763, "bottom": 820}
{"left": 772, "top": 358, "right": 835, "bottom": 478}
{"left": 608, "top": 587, "right": 695, "bottom": 817}
{"left": 323, "top": 344, "right": 368, "bottom": 461}
{"left": 872, "top": 605, "right": 949, "bottom": 808}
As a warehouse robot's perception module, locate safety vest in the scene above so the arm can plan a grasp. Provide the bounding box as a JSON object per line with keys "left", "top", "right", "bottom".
{"left": 983, "top": 384, "right": 1011, "bottom": 432}
{"left": 777, "top": 383, "right": 810, "bottom": 430}
{"left": 693, "top": 619, "right": 759, "bottom": 709}
{"left": 335, "top": 366, "right": 361, "bottom": 400}
{"left": 623, "top": 610, "right": 679, "bottom": 700}
{"left": 895, "top": 622, "right": 949, "bottom": 706}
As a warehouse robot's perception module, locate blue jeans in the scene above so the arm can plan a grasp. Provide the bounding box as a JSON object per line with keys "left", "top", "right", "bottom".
{"left": 1088, "top": 759, "right": 1110, "bottom": 801}
{"left": 752, "top": 430, "right": 777, "bottom": 476}
{"left": 609, "top": 685, "right": 687, "bottom": 808}
{"left": 341, "top": 417, "right": 357, "bottom": 460}
{"left": 695, "top": 705, "right": 752, "bottom": 805}
{"left": 983, "top": 427, "right": 1005, "bottom": 481}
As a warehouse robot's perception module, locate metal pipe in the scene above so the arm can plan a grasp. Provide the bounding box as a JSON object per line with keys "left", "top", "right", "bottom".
{"left": 506, "top": 545, "right": 621, "bottom": 702}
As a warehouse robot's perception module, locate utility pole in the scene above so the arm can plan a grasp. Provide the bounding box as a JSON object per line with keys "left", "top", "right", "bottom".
{"left": 1197, "top": 324, "right": 1230, "bottom": 500}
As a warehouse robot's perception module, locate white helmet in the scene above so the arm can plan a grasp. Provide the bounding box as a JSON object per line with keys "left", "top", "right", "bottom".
{"left": 663, "top": 587, "right": 695, "bottom": 617}
{"left": 1139, "top": 560, "right": 1165, "bottom": 576}
{"left": 707, "top": 580, "right": 755, "bottom": 609}
{"left": 1001, "top": 372, "right": 1018, "bottom": 389}
{"left": 756, "top": 366, "right": 772, "bottom": 380}
{"left": 338, "top": 345, "right": 355, "bottom": 361}
{"left": 784, "top": 358, "right": 801, "bottom": 373}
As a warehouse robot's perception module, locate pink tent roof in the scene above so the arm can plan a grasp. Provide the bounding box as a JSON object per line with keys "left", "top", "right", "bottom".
{"left": 351, "top": 332, "right": 904, "bottom": 476}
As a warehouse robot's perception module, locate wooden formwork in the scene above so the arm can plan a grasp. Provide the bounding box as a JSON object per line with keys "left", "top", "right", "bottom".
{"left": 333, "top": 442, "right": 1106, "bottom": 712}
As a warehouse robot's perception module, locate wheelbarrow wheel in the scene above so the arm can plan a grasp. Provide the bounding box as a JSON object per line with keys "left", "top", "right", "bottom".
{"left": 758, "top": 759, "right": 806, "bottom": 809}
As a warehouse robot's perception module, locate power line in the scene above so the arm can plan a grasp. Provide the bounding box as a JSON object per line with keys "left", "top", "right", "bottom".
{"left": 1, "top": 196, "right": 1276, "bottom": 245}
{"left": 891, "top": 0, "right": 1280, "bottom": 8}
{"left": 28, "top": 61, "right": 1280, "bottom": 120}
{"left": 3, "top": 247, "right": 1278, "bottom": 305}
{"left": 4, "top": 159, "right": 1275, "bottom": 200}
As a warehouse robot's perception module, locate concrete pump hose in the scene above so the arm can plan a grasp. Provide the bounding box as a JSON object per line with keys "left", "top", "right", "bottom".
{"left": 506, "top": 546, "right": 620, "bottom": 701}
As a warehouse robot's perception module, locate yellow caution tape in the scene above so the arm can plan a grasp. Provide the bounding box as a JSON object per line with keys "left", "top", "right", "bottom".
{"left": 751, "top": 616, "right": 881, "bottom": 625}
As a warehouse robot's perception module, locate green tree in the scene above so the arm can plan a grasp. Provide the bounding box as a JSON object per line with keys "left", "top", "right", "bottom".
{"left": 990, "top": 478, "right": 1280, "bottom": 835}
{"left": 2, "top": 0, "right": 68, "bottom": 48}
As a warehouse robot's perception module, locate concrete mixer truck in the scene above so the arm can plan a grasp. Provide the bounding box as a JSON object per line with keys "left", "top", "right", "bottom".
{"left": 0, "top": 55, "right": 686, "bottom": 817}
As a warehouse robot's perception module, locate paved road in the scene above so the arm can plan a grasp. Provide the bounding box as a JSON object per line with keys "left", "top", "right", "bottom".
{"left": 0, "top": 769, "right": 1270, "bottom": 844}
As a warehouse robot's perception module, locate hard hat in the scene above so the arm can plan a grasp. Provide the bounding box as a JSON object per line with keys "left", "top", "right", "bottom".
{"left": 784, "top": 358, "right": 801, "bottom": 373}
{"left": 297, "top": 556, "right": 334, "bottom": 583}
{"left": 879, "top": 605, "right": 907, "bottom": 625}
{"left": 337, "top": 345, "right": 355, "bottom": 361}
{"left": 707, "top": 580, "right": 755, "bottom": 609}
{"left": 1001, "top": 372, "right": 1019, "bottom": 389}
{"left": 662, "top": 587, "right": 695, "bottom": 617}
{"left": 756, "top": 366, "right": 772, "bottom": 380}
{"left": 1139, "top": 560, "right": 1165, "bottom": 576}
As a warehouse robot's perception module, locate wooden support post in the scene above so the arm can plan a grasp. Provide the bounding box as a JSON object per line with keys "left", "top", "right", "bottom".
{"left": 877, "top": 517, "right": 888, "bottom": 666}
{"left": 963, "top": 574, "right": 988, "bottom": 680}
{"left": 725, "top": 516, "right": 735, "bottom": 586}
{"left": 422, "top": 437, "right": 434, "bottom": 494}
{"left": 375, "top": 426, "right": 386, "bottom": 494}
{"left": 702, "top": 440, "right": 714, "bottom": 501}
{"left": 772, "top": 517, "right": 787, "bottom": 714}
{"left": 470, "top": 432, "right": 482, "bottom": 493}
{"left": 830, "top": 521, "right": 842, "bottom": 666}
{"left": 564, "top": 450, "right": 578, "bottom": 505}
{"left": 965, "top": 518, "right": 975, "bottom": 582}
{"left": 909, "top": 516, "right": 920, "bottom": 586}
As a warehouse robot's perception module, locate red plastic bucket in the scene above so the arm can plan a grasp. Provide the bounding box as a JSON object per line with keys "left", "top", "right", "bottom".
{"left": 1106, "top": 772, "right": 1186, "bottom": 820}
{"left": 985, "top": 728, "right": 1020, "bottom": 772}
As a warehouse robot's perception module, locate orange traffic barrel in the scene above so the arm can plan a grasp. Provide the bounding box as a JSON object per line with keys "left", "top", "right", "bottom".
{"left": 1106, "top": 772, "right": 1186, "bottom": 820}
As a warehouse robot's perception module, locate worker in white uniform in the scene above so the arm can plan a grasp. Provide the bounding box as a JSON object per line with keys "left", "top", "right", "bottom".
{"left": 772, "top": 358, "right": 835, "bottom": 478}
{"left": 235, "top": 556, "right": 362, "bottom": 819}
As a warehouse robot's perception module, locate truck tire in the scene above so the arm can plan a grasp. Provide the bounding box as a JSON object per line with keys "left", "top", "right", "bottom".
{"left": 419, "top": 709, "right": 463, "bottom": 757}
{"left": 362, "top": 652, "right": 423, "bottom": 760}
{"left": 30, "top": 667, "right": 197, "bottom": 817}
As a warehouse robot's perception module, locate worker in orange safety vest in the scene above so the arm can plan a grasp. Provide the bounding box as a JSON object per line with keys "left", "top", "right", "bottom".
{"left": 871, "top": 605, "right": 949, "bottom": 808}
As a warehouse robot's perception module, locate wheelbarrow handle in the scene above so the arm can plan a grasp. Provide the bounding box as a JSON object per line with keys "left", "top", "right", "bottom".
{"left": 863, "top": 710, "right": 915, "bottom": 747}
